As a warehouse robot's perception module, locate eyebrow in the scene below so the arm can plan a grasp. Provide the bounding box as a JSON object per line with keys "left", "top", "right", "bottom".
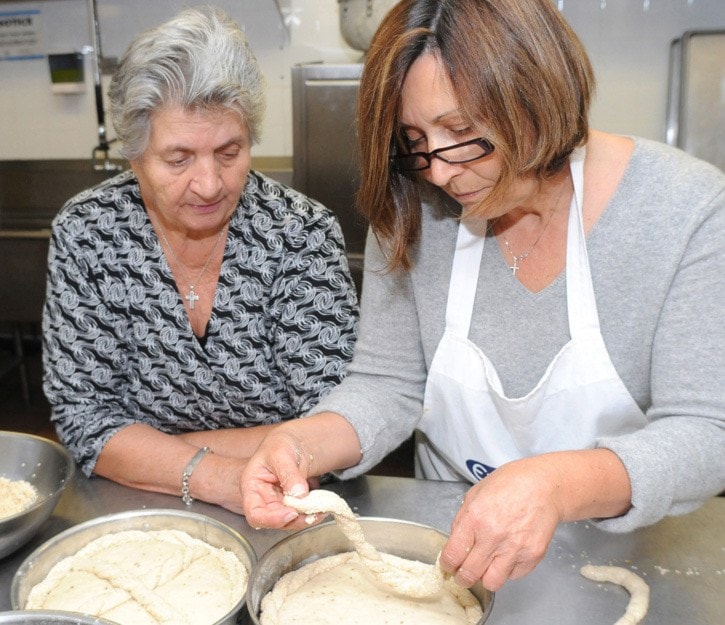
{"left": 160, "top": 136, "right": 245, "bottom": 155}
{"left": 433, "top": 109, "right": 466, "bottom": 123}
{"left": 399, "top": 109, "right": 466, "bottom": 129}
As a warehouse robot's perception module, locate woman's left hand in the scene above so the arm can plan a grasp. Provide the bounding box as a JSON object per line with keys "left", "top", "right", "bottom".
{"left": 439, "top": 456, "right": 565, "bottom": 591}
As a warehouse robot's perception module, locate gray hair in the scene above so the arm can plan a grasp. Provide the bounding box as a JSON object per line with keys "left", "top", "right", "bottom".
{"left": 108, "top": 6, "right": 266, "bottom": 160}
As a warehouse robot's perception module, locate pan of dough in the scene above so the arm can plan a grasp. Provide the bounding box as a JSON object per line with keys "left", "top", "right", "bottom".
{"left": 10, "top": 508, "right": 256, "bottom": 625}
{"left": 246, "top": 517, "right": 494, "bottom": 625}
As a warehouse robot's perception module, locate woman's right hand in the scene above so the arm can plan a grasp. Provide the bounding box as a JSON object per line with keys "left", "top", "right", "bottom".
{"left": 240, "top": 412, "right": 363, "bottom": 529}
{"left": 240, "top": 429, "right": 317, "bottom": 530}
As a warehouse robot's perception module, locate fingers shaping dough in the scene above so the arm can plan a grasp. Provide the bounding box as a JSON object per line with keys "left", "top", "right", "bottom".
{"left": 284, "top": 489, "right": 445, "bottom": 598}
{"left": 580, "top": 564, "right": 650, "bottom": 625}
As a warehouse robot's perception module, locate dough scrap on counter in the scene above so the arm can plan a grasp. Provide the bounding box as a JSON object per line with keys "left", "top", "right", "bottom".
{"left": 25, "top": 528, "right": 248, "bottom": 625}
{"left": 0, "top": 476, "right": 38, "bottom": 518}
{"left": 580, "top": 564, "right": 650, "bottom": 625}
{"left": 283, "top": 489, "right": 445, "bottom": 598}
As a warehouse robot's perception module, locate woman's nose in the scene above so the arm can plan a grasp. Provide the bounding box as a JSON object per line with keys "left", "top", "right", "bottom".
{"left": 424, "top": 156, "right": 461, "bottom": 188}
{"left": 190, "top": 159, "right": 223, "bottom": 198}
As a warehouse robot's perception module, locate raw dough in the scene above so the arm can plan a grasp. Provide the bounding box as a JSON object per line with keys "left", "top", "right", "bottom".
{"left": 0, "top": 476, "right": 38, "bottom": 518}
{"left": 25, "top": 528, "right": 248, "bottom": 625}
{"left": 264, "top": 490, "right": 483, "bottom": 624}
{"left": 283, "top": 489, "right": 444, "bottom": 598}
{"left": 580, "top": 564, "right": 650, "bottom": 625}
{"left": 260, "top": 551, "right": 483, "bottom": 625}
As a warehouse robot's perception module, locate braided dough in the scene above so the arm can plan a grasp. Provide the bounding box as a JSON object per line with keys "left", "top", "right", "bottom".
{"left": 25, "top": 529, "right": 247, "bottom": 625}
{"left": 260, "top": 490, "right": 483, "bottom": 625}
{"left": 283, "top": 489, "right": 444, "bottom": 598}
{"left": 580, "top": 564, "right": 650, "bottom": 625}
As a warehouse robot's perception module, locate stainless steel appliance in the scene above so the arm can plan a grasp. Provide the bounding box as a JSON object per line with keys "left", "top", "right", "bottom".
{"left": 292, "top": 63, "right": 365, "bottom": 293}
{"left": 666, "top": 29, "right": 725, "bottom": 171}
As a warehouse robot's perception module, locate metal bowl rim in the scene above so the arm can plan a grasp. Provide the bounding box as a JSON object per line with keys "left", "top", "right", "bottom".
{"left": 255, "top": 515, "right": 449, "bottom": 565}
{"left": 0, "top": 608, "right": 117, "bottom": 624}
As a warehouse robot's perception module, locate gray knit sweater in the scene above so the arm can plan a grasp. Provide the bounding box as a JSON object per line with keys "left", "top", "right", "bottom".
{"left": 310, "top": 138, "right": 725, "bottom": 532}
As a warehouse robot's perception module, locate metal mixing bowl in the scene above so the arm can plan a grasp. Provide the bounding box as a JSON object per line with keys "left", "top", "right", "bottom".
{"left": 0, "top": 431, "right": 75, "bottom": 559}
{"left": 246, "top": 517, "right": 494, "bottom": 625}
{"left": 0, "top": 610, "right": 115, "bottom": 624}
{"left": 11, "top": 508, "right": 257, "bottom": 625}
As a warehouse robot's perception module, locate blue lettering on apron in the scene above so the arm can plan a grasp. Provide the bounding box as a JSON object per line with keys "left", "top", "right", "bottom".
{"left": 466, "top": 459, "right": 496, "bottom": 481}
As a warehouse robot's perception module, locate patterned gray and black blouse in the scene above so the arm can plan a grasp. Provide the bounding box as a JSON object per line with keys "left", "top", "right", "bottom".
{"left": 43, "top": 169, "right": 359, "bottom": 476}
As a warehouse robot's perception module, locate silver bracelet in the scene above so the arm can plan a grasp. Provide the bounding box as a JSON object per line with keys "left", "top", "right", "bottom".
{"left": 181, "top": 446, "right": 212, "bottom": 506}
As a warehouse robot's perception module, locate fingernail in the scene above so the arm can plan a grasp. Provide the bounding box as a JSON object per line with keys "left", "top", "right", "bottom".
{"left": 283, "top": 511, "right": 298, "bottom": 524}
{"left": 287, "top": 484, "right": 305, "bottom": 497}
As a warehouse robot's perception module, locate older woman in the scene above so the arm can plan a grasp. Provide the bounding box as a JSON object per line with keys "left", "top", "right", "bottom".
{"left": 240, "top": 0, "right": 724, "bottom": 591}
{"left": 42, "top": 8, "right": 358, "bottom": 513}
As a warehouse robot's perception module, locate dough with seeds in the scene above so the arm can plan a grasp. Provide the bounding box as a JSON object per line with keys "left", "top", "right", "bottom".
{"left": 260, "top": 490, "right": 484, "bottom": 625}
{"left": 25, "top": 529, "right": 247, "bottom": 625}
{"left": 581, "top": 564, "right": 650, "bottom": 625}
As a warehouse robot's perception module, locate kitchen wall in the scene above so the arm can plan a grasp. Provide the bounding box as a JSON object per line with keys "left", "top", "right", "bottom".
{"left": 0, "top": 0, "right": 723, "bottom": 162}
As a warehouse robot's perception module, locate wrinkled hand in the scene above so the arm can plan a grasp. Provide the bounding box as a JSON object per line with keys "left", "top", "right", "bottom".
{"left": 439, "top": 457, "right": 565, "bottom": 591}
{"left": 240, "top": 431, "right": 320, "bottom": 531}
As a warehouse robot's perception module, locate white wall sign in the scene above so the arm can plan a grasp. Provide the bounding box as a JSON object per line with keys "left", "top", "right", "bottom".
{"left": 0, "top": 8, "right": 44, "bottom": 61}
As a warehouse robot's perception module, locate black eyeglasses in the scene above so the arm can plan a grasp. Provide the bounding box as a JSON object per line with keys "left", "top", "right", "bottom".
{"left": 391, "top": 137, "right": 495, "bottom": 172}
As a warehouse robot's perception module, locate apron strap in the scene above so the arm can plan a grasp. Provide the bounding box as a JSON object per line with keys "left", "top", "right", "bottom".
{"left": 445, "top": 217, "right": 487, "bottom": 337}
{"left": 566, "top": 147, "right": 602, "bottom": 336}
{"left": 445, "top": 145, "right": 601, "bottom": 339}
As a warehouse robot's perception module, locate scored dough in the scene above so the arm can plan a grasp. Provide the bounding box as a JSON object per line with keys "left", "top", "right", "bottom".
{"left": 25, "top": 528, "right": 248, "bottom": 625}
{"left": 580, "top": 564, "right": 650, "bottom": 625}
{"left": 283, "top": 489, "right": 445, "bottom": 598}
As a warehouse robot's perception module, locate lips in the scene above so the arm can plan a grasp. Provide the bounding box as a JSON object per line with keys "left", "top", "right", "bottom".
{"left": 450, "top": 187, "right": 485, "bottom": 204}
{"left": 190, "top": 199, "right": 224, "bottom": 214}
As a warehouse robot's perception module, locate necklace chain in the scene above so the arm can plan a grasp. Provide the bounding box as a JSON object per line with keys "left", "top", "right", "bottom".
{"left": 156, "top": 223, "right": 227, "bottom": 310}
{"left": 499, "top": 174, "right": 570, "bottom": 276}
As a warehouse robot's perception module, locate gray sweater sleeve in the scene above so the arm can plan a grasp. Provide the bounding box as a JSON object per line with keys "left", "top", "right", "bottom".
{"left": 308, "top": 230, "right": 429, "bottom": 472}
{"left": 309, "top": 138, "right": 725, "bottom": 531}
{"left": 592, "top": 143, "right": 725, "bottom": 531}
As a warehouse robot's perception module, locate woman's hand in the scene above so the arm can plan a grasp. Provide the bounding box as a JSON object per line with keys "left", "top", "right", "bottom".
{"left": 240, "top": 429, "right": 318, "bottom": 531}
{"left": 439, "top": 450, "right": 632, "bottom": 591}
{"left": 440, "top": 457, "right": 563, "bottom": 591}
{"left": 240, "top": 412, "right": 363, "bottom": 529}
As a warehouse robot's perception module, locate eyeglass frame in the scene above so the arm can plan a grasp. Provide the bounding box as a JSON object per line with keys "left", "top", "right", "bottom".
{"left": 390, "top": 137, "right": 495, "bottom": 172}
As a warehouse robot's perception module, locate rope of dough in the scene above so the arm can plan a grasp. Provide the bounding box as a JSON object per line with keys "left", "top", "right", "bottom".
{"left": 580, "top": 564, "right": 650, "bottom": 625}
{"left": 284, "top": 489, "right": 445, "bottom": 598}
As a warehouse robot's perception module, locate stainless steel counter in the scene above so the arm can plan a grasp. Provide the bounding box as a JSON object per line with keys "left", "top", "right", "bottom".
{"left": 1, "top": 473, "right": 723, "bottom": 624}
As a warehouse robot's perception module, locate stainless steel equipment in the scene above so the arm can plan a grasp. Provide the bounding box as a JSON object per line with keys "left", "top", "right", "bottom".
{"left": 338, "top": 0, "right": 398, "bottom": 51}
{"left": 0, "top": 160, "right": 125, "bottom": 402}
{"left": 12, "top": 508, "right": 256, "bottom": 625}
{"left": 666, "top": 29, "right": 725, "bottom": 171}
{"left": 246, "top": 517, "right": 494, "bottom": 624}
{"left": 0, "top": 611, "right": 116, "bottom": 624}
{"left": 0, "top": 431, "right": 75, "bottom": 560}
{"left": 292, "top": 63, "right": 365, "bottom": 293}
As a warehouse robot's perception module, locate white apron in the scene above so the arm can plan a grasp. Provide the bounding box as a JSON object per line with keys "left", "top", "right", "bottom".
{"left": 417, "top": 147, "right": 647, "bottom": 482}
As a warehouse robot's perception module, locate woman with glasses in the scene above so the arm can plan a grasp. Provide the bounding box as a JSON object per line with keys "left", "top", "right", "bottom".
{"left": 240, "top": 0, "right": 724, "bottom": 591}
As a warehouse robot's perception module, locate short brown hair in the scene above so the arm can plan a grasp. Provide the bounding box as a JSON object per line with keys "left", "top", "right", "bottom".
{"left": 357, "top": 0, "right": 594, "bottom": 270}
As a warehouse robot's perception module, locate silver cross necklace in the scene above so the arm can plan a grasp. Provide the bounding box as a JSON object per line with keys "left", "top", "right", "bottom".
{"left": 498, "top": 173, "right": 570, "bottom": 276}
{"left": 157, "top": 223, "right": 227, "bottom": 310}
